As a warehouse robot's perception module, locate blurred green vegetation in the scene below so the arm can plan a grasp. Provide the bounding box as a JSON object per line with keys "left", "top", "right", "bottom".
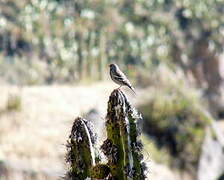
{"left": 0, "top": 0, "right": 223, "bottom": 84}
{"left": 6, "top": 94, "right": 22, "bottom": 111}
{"left": 141, "top": 134, "right": 171, "bottom": 165}
{"left": 138, "top": 75, "right": 211, "bottom": 172}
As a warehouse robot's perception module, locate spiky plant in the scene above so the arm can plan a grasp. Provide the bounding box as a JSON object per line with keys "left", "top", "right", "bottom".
{"left": 65, "top": 89, "right": 147, "bottom": 180}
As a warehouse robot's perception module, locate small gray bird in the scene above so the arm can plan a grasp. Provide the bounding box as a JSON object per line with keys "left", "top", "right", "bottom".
{"left": 109, "top": 63, "right": 136, "bottom": 94}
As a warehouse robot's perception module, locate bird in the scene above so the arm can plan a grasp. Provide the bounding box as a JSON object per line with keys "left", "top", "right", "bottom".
{"left": 109, "top": 63, "right": 136, "bottom": 94}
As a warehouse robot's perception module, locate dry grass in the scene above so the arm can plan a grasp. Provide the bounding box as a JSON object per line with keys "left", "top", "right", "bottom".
{"left": 0, "top": 82, "right": 117, "bottom": 179}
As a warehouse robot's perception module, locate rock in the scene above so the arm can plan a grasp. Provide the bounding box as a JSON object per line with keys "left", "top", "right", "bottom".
{"left": 197, "top": 121, "right": 224, "bottom": 180}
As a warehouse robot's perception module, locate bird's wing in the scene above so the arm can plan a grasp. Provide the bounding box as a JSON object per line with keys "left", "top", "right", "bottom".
{"left": 116, "top": 71, "right": 132, "bottom": 86}
{"left": 112, "top": 68, "right": 127, "bottom": 80}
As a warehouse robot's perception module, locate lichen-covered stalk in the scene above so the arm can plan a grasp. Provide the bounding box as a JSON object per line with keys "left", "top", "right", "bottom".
{"left": 66, "top": 117, "right": 97, "bottom": 180}
{"left": 102, "top": 89, "right": 146, "bottom": 180}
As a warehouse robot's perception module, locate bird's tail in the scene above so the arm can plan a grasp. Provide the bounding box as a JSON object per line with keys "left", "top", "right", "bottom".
{"left": 128, "top": 85, "right": 136, "bottom": 95}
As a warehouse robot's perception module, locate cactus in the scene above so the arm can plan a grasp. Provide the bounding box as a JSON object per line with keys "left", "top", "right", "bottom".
{"left": 66, "top": 117, "right": 97, "bottom": 179}
{"left": 65, "top": 89, "right": 146, "bottom": 180}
